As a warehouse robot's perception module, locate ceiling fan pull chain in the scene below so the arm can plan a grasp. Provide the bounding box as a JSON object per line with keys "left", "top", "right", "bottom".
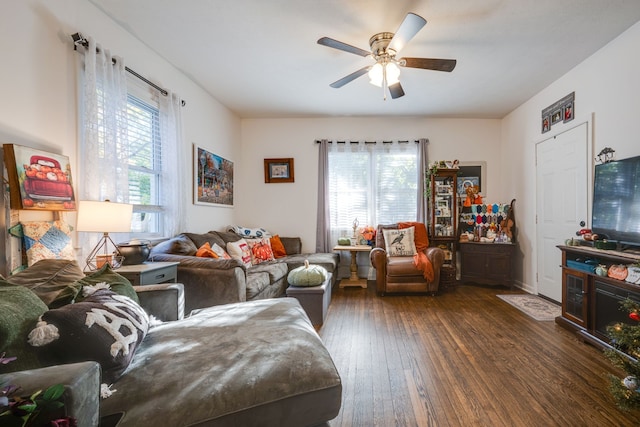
{"left": 382, "top": 63, "right": 388, "bottom": 101}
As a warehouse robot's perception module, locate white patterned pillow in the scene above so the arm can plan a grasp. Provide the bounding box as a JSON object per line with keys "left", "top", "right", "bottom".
{"left": 382, "top": 227, "right": 417, "bottom": 256}
{"left": 226, "top": 239, "right": 252, "bottom": 267}
{"left": 21, "top": 221, "right": 76, "bottom": 266}
{"left": 227, "top": 225, "right": 272, "bottom": 238}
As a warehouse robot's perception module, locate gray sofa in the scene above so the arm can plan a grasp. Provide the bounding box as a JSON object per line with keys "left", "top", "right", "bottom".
{"left": 149, "top": 231, "right": 339, "bottom": 313}
{"left": 0, "top": 260, "right": 342, "bottom": 427}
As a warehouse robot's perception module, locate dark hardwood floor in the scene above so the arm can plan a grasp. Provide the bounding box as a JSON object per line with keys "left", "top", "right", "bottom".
{"left": 318, "top": 282, "right": 640, "bottom": 426}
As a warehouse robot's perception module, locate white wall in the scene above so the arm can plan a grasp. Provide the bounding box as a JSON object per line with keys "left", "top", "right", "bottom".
{"left": 239, "top": 117, "right": 501, "bottom": 253}
{"left": 501, "top": 21, "right": 640, "bottom": 293}
{"left": 0, "top": 0, "right": 241, "bottom": 245}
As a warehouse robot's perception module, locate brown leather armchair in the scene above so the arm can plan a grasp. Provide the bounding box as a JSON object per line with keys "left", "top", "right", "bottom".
{"left": 370, "top": 223, "right": 445, "bottom": 295}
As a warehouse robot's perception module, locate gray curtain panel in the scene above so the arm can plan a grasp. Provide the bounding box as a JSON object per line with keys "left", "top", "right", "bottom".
{"left": 315, "top": 139, "right": 331, "bottom": 252}
{"left": 417, "top": 138, "right": 429, "bottom": 223}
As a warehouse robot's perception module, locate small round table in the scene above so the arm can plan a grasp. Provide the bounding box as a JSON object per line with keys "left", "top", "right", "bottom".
{"left": 333, "top": 245, "right": 372, "bottom": 288}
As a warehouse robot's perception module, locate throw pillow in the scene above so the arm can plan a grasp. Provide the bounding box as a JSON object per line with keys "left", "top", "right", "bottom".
{"left": 246, "top": 238, "right": 275, "bottom": 265}
{"left": 150, "top": 234, "right": 198, "bottom": 256}
{"left": 211, "top": 243, "right": 231, "bottom": 259}
{"left": 27, "top": 289, "right": 149, "bottom": 384}
{"left": 227, "top": 225, "right": 272, "bottom": 238}
{"left": 5, "top": 259, "right": 85, "bottom": 308}
{"left": 382, "top": 227, "right": 417, "bottom": 256}
{"left": 196, "top": 242, "right": 218, "bottom": 258}
{"left": 21, "top": 221, "right": 75, "bottom": 266}
{"left": 0, "top": 281, "right": 48, "bottom": 373}
{"left": 226, "top": 239, "right": 252, "bottom": 268}
{"left": 270, "top": 235, "right": 287, "bottom": 258}
{"left": 74, "top": 264, "right": 139, "bottom": 304}
{"left": 399, "top": 221, "right": 429, "bottom": 251}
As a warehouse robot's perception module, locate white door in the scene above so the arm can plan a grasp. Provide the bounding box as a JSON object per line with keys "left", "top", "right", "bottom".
{"left": 536, "top": 122, "right": 589, "bottom": 302}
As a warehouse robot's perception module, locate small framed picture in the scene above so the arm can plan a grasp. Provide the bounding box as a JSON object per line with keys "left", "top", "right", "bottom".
{"left": 264, "top": 158, "right": 294, "bottom": 183}
{"left": 563, "top": 101, "right": 574, "bottom": 123}
{"left": 542, "top": 116, "right": 550, "bottom": 133}
{"left": 550, "top": 109, "right": 562, "bottom": 125}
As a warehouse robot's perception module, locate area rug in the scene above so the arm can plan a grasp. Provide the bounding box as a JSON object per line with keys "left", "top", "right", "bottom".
{"left": 497, "top": 294, "right": 561, "bottom": 321}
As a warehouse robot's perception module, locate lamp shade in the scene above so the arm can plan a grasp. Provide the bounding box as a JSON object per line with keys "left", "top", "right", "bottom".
{"left": 77, "top": 200, "right": 133, "bottom": 233}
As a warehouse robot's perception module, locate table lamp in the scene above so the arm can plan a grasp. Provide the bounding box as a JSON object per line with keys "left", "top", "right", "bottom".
{"left": 77, "top": 200, "right": 133, "bottom": 271}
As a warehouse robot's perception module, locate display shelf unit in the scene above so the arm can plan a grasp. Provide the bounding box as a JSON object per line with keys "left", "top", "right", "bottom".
{"left": 428, "top": 168, "right": 458, "bottom": 284}
{"left": 557, "top": 244, "right": 640, "bottom": 351}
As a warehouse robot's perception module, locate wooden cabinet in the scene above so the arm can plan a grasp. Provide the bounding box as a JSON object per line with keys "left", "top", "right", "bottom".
{"left": 557, "top": 245, "right": 640, "bottom": 350}
{"left": 561, "top": 268, "right": 589, "bottom": 328}
{"left": 428, "top": 168, "right": 458, "bottom": 272}
{"left": 459, "top": 242, "right": 516, "bottom": 287}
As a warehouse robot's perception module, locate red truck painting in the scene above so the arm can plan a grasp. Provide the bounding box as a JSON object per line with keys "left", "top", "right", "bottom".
{"left": 22, "top": 155, "right": 74, "bottom": 208}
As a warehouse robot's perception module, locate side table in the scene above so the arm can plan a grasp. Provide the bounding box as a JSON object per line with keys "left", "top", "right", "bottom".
{"left": 116, "top": 261, "right": 179, "bottom": 285}
{"left": 333, "top": 245, "right": 372, "bottom": 288}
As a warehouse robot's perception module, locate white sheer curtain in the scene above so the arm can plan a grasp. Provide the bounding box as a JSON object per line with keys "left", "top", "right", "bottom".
{"left": 159, "top": 92, "right": 186, "bottom": 237}
{"left": 77, "top": 36, "right": 129, "bottom": 259}
{"left": 324, "top": 141, "right": 419, "bottom": 246}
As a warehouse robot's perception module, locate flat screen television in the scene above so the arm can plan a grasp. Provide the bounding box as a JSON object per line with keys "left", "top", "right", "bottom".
{"left": 592, "top": 155, "right": 640, "bottom": 249}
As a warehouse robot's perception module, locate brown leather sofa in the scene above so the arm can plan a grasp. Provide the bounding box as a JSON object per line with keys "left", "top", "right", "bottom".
{"left": 370, "top": 223, "right": 445, "bottom": 295}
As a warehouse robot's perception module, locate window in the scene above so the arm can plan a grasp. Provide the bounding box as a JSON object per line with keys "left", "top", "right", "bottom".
{"left": 126, "top": 94, "right": 162, "bottom": 235}
{"left": 328, "top": 143, "right": 418, "bottom": 241}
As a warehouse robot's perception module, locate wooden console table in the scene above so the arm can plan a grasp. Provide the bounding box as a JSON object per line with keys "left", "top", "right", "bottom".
{"left": 333, "top": 245, "right": 372, "bottom": 288}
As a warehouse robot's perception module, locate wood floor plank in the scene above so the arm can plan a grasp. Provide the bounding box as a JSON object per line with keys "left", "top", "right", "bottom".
{"left": 319, "top": 283, "right": 640, "bottom": 426}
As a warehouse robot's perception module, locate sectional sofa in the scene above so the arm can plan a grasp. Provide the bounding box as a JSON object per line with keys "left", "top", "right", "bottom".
{"left": 148, "top": 230, "right": 339, "bottom": 313}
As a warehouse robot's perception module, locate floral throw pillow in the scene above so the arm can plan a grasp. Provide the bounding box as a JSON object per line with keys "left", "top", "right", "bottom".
{"left": 246, "top": 238, "right": 275, "bottom": 265}
{"left": 21, "top": 221, "right": 76, "bottom": 266}
{"left": 382, "top": 227, "right": 417, "bottom": 257}
{"left": 226, "top": 239, "right": 252, "bottom": 267}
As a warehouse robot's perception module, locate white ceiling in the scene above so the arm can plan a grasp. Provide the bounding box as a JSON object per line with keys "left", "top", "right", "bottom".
{"left": 89, "top": 0, "right": 640, "bottom": 119}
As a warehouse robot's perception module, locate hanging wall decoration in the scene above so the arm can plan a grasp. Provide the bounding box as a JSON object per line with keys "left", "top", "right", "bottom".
{"left": 193, "top": 144, "right": 234, "bottom": 207}
{"left": 541, "top": 92, "right": 575, "bottom": 133}
{"left": 3, "top": 144, "right": 76, "bottom": 211}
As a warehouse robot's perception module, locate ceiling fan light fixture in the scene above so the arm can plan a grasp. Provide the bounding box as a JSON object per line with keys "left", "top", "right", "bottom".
{"left": 368, "top": 62, "right": 400, "bottom": 87}
{"left": 368, "top": 63, "right": 384, "bottom": 87}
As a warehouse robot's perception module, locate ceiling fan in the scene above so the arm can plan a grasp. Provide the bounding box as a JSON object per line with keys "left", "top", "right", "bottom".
{"left": 317, "top": 12, "right": 456, "bottom": 100}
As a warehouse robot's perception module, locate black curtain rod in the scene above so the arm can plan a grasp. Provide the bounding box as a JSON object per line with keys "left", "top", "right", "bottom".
{"left": 315, "top": 140, "right": 420, "bottom": 144}
{"left": 71, "top": 32, "right": 186, "bottom": 107}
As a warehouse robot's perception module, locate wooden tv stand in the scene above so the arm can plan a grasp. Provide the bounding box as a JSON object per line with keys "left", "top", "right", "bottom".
{"left": 557, "top": 244, "right": 640, "bottom": 351}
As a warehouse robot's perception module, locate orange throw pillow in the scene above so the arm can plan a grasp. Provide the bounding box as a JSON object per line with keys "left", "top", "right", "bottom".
{"left": 196, "top": 242, "right": 218, "bottom": 258}
{"left": 398, "top": 221, "right": 429, "bottom": 251}
{"left": 270, "top": 235, "right": 287, "bottom": 258}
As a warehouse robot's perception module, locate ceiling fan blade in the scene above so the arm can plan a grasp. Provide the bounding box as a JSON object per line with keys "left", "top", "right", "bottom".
{"left": 400, "top": 57, "right": 457, "bottom": 72}
{"left": 329, "top": 66, "right": 371, "bottom": 88}
{"left": 317, "top": 37, "right": 371, "bottom": 57}
{"left": 388, "top": 13, "right": 427, "bottom": 54}
{"left": 388, "top": 82, "right": 405, "bottom": 99}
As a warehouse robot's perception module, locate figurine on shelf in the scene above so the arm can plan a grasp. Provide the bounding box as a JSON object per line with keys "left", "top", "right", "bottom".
{"left": 463, "top": 181, "right": 483, "bottom": 207}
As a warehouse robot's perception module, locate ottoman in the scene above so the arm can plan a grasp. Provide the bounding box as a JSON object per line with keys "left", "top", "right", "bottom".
{"left": 286, "top": 273, "right": 332, "bottom": 327}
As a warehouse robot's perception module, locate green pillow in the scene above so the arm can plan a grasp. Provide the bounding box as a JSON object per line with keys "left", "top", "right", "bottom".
{"left": 0, "top": 281, "right": 48, "bottom": 373}
{"left": 74, "top": 264, "right": 139, "bottom": 303}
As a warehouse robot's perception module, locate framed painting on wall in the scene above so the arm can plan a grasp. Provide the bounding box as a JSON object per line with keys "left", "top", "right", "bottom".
{"left": 193, "top": 144, "right": 234, "bottom": 207}
{"left": 3, "top": 144, "right": 76, "bottom": 211}
{"left": 264, "top": 158, "right": 294, "bottom": 183}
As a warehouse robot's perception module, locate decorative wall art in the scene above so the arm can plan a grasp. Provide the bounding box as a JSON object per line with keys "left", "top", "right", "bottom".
{"left": 456, "top": 161, "right": 486, "bottom": 196}
{"left": 541, "top": 92, "right": 575, "bottom": 133}
{"left": 193, "top": 144, "right": 234, "bottom": 207}
{"left": 264, "top": 158, "right": 295, "bottom": 183}
{"left": 3, "top": 144, "right": 76, "bottom": 211}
